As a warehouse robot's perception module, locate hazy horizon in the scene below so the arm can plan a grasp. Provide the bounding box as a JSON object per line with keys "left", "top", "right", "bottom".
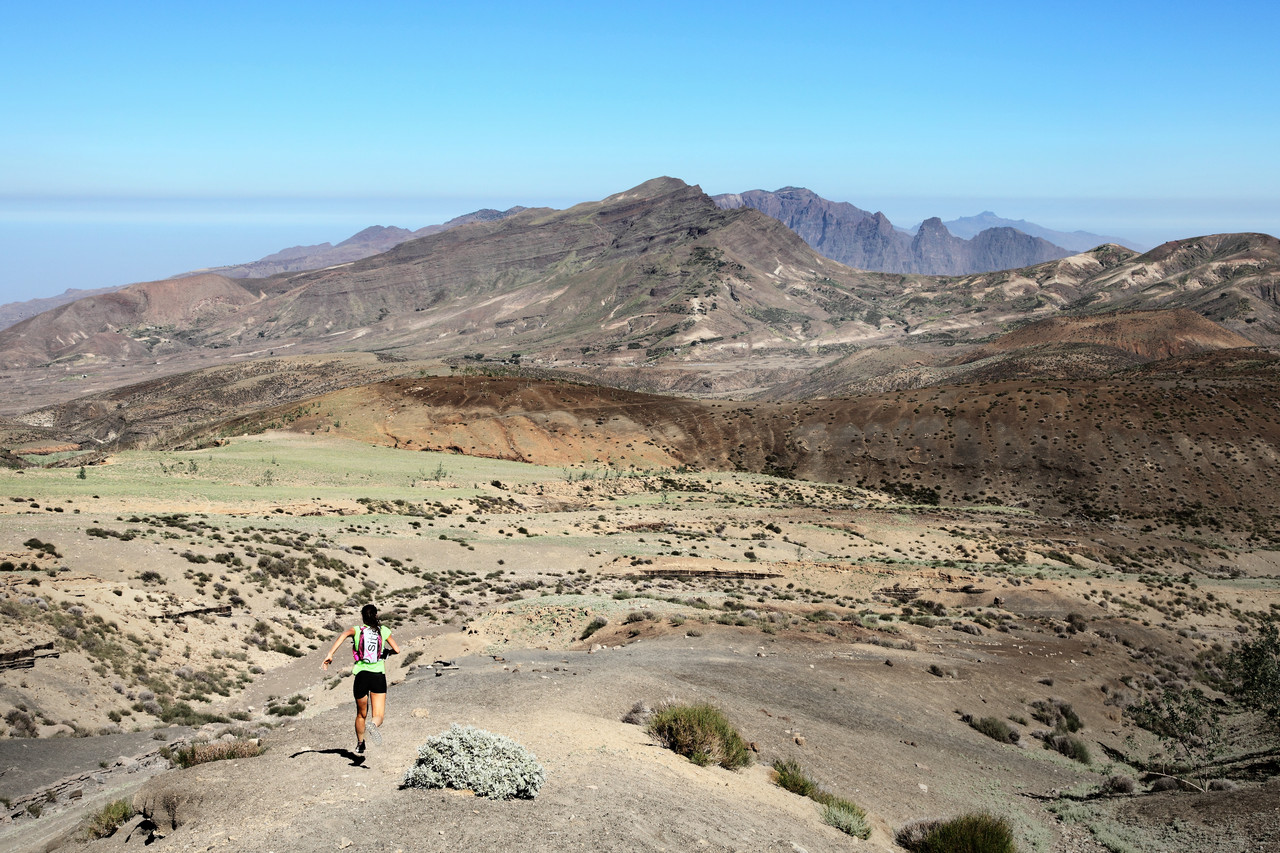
{"left": 3, "top": 1, "right": 1277, "bottom": 302}
{"left": 4, "top": 186, "right": 1279, "bottom": 303}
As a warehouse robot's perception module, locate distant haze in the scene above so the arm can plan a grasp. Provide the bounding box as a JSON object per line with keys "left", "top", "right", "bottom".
{"left": 4, "top": 4, "right": 1276, "bottom": 300}
{"left": 1, "top": 192, "right": 1277, "bottom": 303}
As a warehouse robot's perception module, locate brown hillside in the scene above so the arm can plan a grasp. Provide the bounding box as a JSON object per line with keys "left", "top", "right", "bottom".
{"left": 10, "top": 352, "right": 427, "bottom": 450}
{"left": 1074, "top": 233, "right": 1280, "bottom": 341}
{"left": 0, "top": 274, "right": 256, "bottom": 368}
{"left": 197, "top": 364, "right": 1280, "bottom": 526}
{"left": 188, "top": 177, "right": 901, "bottom": 362}
{"left": 951, "top": 308, "right": 1254, "bottom": 365}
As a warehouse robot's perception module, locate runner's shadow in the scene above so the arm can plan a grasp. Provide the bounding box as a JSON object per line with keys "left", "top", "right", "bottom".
{"left": 290, "top": 747, "right": 369, "bottom": 768}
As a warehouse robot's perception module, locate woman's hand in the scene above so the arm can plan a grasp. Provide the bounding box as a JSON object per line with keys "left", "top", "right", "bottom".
{"left": 321, "top": 628, "right": 354, "bottom": 670}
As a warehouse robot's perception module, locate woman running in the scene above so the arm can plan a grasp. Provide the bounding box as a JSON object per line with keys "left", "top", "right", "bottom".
{"left": 321, "top": 603, "right": 401, "bottom": 753}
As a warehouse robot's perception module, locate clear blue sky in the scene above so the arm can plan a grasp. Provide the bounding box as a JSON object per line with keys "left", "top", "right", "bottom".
{"left": 2, "top": 1, "right": 1278, "bottom": 301}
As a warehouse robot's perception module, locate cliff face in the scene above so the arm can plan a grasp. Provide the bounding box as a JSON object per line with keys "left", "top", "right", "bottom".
{"left": 966, "top": 226, "right": 1069, "bottom": 272}
{"left": 848, "top": 212, "right": 914, "bottom": 271}
{"left": 713, "top": 188, "right": 1072, "bottom": 274}
{"left": 911, "top": 217, "right": 969, "bottom": 275}
{"left": 715, "top": 187, "right": 873, "bottom": 258}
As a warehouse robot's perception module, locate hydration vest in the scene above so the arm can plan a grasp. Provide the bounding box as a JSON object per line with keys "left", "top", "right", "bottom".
{"left": 352, "top": 625, "right": 383, "bottom": 664}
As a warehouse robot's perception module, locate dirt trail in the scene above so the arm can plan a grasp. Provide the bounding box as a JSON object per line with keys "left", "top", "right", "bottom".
{"left": 53, "top": 632, "right": 1108, "bottom": 853}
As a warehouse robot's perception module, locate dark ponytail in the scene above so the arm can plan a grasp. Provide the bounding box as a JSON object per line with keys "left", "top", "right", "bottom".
{"left": 361, "top": 603, "right": 380, "bottom": 634}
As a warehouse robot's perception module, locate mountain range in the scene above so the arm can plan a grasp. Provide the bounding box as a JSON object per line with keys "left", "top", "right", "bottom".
{"left": 714, "top": 187, "right": 1073, "bottom": 274}
{"left": 3, "top": 175, "right": 1279, "bottom": 529}
{"left": 0, "top": 188, "right": 1149, "bottom": 334}
{"left": 1, "top": 177, "right": 1275, "bottom": 400}
{"left": 177, "top": 206, "right": 529, "bottom": 280}
{"left": 928, "top": 210, "right": 1147, "bottom": 252}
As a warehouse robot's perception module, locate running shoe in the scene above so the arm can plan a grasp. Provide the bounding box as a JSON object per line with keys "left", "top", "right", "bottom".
{"left": 356, "top": 740, "right": 365, "bottom": 754}
{"left": 368, "top": 721, "right": 383, "bottom": 746}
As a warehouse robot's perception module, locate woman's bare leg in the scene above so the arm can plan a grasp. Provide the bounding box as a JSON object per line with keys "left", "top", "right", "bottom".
{"left": 355, "top": 695, "right": 368, "bottom": 741}
{"left": 370, "top": 691, "right": 386, "bottom": 728}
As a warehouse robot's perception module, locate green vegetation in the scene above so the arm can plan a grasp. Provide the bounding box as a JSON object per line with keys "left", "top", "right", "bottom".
{"left": 81, "top": 799, "right": 135, "bottom": 839}
{"left": 266, "top": 695, "right": 306, "bottom": 717}
{"left": 158, "top": 701, "right": 230, "bottom": 726}
{"left": 165, "top": 739, "right": 264, "bottom": 768}
{"left": 1044, "top": 734, "right": 1091, "bottom": 764}
{"left": 967, "top": 715, "right": 1019, "bottom": 744}
{"left": 23, "top": 537, "right": 60, "bottom": 558}
{"left": 1029, "top": 699, "right": 1081, "bottom": 732}
{"left": 771, "top": 759, "right": 870, "bottom": 839}
{"left": 823, "top": 799, "right": 872, "bottom": 839}
{"left": 897, "top": 813, "right": 1017, "bottom": 853}
{"left": 772, "top": 758, "right": 820, "bottom": 799}
{"left": 1229, "top": 622, "right": 1280, "bottom": 730}
{"left": 1029, "top": 698, "right": 1089, "bottom": 763}
{"left": 1126, "top": 686, "right": 1221, "bottom": 788}
{"left": 646, "top": 703, "right": 751, "bottom": 770}
{"left": 402, "top": 724, "right": 545, "bottom": 799}
{"left": 580, "top": 615, "right": 608, "bottom": 640}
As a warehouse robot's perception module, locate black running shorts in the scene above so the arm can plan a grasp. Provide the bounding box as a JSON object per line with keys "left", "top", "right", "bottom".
{"left": 353, "top": 671, "right": 387, "bottom": 699}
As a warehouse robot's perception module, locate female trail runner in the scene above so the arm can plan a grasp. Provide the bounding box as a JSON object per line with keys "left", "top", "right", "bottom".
{"left": 321, "top": 603, "right": 401, "bottom": 753}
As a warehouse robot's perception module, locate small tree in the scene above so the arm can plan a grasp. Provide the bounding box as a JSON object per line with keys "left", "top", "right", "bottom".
{"left": 1125, "top": 686, "right": 1222, "bottom": 791}
{"left": 1228, "top": 622, "right": 1280, "bottom": 731}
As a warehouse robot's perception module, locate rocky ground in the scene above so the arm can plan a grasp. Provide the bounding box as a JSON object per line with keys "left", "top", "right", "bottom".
{"left": 1, "top": 434, "right": 1278, "bottom": 852}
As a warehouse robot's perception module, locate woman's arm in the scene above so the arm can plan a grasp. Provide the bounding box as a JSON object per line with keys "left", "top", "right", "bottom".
{"left": 320, "top": 628, "right": 356, "bottom": 670}
{"left": 385, "top": 634, "right": 402, "bottom": 655}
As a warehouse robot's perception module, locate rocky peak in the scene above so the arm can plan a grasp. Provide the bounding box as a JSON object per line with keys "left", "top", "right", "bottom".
{"left": 716, "top": 189, "right": 1073, "bottom": 276}
{"left": 336, "top": 225, "right": 416, "bottom": 248}
{"left": 605, "top": 177, "right": 700, "bottom": 203}
{"left": 915, "top": 217, "right": 953, "bottom": 239}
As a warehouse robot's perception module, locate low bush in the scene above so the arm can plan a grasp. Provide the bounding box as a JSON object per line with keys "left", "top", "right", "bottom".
{"left": 646, "top": 702, "right": 751, "bottom": 770}
{"left": 772, "top": 758, "right": 820, "bottom": 798}
{"left": 81, "top": 799, "right": 135, "bottom": 839}
{"left": 1098, "top": 774, "right": 1136, "bottom": 795}
{"left": 897, "top": 812, "right": 1017, "bottom": 853}
{"left": 402, "top": 724, "right": 545, "bottom": 799}
{"left": 157, "top": 702, "right": 228, "bottom": 727}
{"left": 1030, "top": 699, "right": 1082, "bottom": 733}
{"left": 771, "top": 760, "right": 870, "bottom": 839}
{"left": 266, "top": 695, "right": 305, "bottom": 717}
{"left": 580, "top": 616, "right": 608, "bottom": 640}
{"left": 823, "top": 798, "right": 872, "bottom": 839}
{"left": 621, "top": 701, "right": 651, "bottom": 725}
{"left": 168, "top": 739, "right": 263, "bottom": 768}
{"left": 4, "top": 708, "right": 37, "bottom": 738}
{"left": 1045, "top": 734, "right": 1091, "bottom": 764}
{"left": 968, "top": 715, "right": 1019, "bottom": 744}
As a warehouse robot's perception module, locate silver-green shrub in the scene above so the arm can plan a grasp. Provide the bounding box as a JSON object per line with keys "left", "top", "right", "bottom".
{"left": 401, "top": 724, "right": 545, "bottom": 799}
{"left": 823, "top": 801, "right": 872, "bottom": 839}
